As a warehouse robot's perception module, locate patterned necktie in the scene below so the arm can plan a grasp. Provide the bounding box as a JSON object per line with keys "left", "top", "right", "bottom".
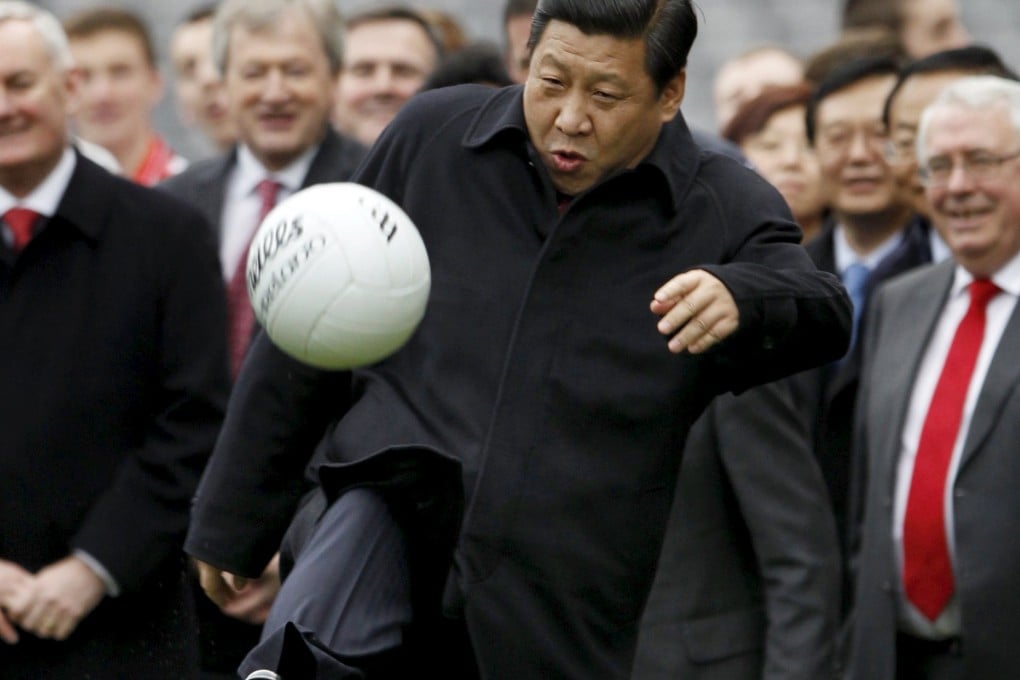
{"left": 227, "top": 179, "right": 280, "bottom": 378}
{"left": 902, "top": 278, "right": 1000, "bottom": 620}
{"left": 4, "top": 208, "right": 40, "bottom": 252}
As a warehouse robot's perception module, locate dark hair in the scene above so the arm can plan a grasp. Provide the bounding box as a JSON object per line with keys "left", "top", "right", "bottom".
{"left": 722, "top": 83, "right": 814, "bottom": 146}
{"left": 527, "top": 0, "right": 697, "bottom": 93}
{"left": 63, "top": 6, "right": 157, "bottom": 67}
{"left": 805, "top": 55, "right": 900, "bottom": 144}
{"left": 804, "top": 26, "right": 905, "bottom": 85}
{"left": 841, "top": 0, "right": 905, "bottom": 33}
{"left": 882, "top": 45, "right": 1020, "bottom": 127}
{"left": 346, "top": 6, "right": 445, "bottom": 61}
{"left": 182, "top": 4, "right": 217, "bottom": 26}
{"left": 421, "top": 42, "right": 514, "bottom": 91}
{"left": 504, "top": 0, "right": 539, "bottom": 25}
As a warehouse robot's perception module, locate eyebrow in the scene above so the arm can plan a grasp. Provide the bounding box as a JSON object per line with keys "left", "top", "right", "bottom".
{"left": 536, "top": 52, "right": 629, "bottom": 88}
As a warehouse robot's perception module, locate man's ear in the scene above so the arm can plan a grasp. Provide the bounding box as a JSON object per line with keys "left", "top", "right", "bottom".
{"left": 659, "top": 69, "right": 686, "bottom": 123}
{"left": 63, "top": 67, "right": 83, "bottom": 117}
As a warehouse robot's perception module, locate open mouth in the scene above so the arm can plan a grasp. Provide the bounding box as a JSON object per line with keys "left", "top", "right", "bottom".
{"left": 257, "top": 111, "right": 296, "bottom": 129}
{"left": 552, "top": 150, "right": 585, "bottom": 173}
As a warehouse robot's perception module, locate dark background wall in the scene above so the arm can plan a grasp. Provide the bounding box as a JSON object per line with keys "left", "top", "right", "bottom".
{"left": 37, "top": 0, "right": 1020, "bottom": 160}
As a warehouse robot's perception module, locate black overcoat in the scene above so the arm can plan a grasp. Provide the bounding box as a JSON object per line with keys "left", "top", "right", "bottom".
{"left": 187, "top": 85, "right": 851, "bottom": 678}
{"left": 0, "top": 154, "right": 229, "bottom": 678}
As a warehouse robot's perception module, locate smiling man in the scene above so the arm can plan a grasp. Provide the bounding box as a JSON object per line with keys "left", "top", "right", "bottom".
{"left": 331, "top": 7, "right": 441, "bottom": 147}
{"left": 64, "top": 8, "right": 187, "bottom": 185}
{"left": 158, "top": 3, "right": 365, "bottom": 672}
{"left": 849, "top": 75, "right": 1020, "bottom": 679}
{"left": 185, "top": 1, "right": 851, "bottom": 677}
{"left": 161, "top": 0, "right": 365, "bottom": 380}
{"left": 792, "top": 56, "right": 933, "bottom": 564}
{"left": 0, "top": 2, "right": 228, "bottom": 677}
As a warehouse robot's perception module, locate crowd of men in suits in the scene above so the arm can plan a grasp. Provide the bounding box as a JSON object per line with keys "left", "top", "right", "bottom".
{"left": 1, "top": 0, "right": 1019, "bottom": 679}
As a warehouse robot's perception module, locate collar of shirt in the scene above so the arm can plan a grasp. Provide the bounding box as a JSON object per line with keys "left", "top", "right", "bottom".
{"left": 949, "top": 248, "right": 1020, "bottom": 301}
{"left": 460, "top": 84, "right": 699, "bottom": 214}
{"left": 833, "top": 221, "right": 905, "bottom": 274}
{"left": 0, "top": 146, "right": 76, "bottom": 217}
{"left": 232, "top": 143, "right": 318, "bottom": 199}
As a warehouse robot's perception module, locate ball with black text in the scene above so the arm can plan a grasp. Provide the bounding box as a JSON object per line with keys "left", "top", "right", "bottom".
{"left": 246, "top": 182, "right": 431, "bottom": 369}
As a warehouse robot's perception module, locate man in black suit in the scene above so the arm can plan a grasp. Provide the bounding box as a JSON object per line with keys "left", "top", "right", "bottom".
{"left": 159, "top": 0, "right": 365, "bottom": 676}
{"left": 793, "top": 56, "right": 932, "bottom": 568}
{"left": 0, "top": 3, "right": 228, "bottom": 678}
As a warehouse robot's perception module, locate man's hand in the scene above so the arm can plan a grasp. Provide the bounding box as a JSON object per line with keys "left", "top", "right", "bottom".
{"left": 651, "top": 269, "right": 739, "bottom": 354}
{"left": 3, "top": 555, "right": 105, "bottom": 641}
{"left": 220, "top": 553, "right": 281, "bottom": 624}
{"left": 195, "top": 559, "right": 243, "bottom": 609}
{"left": 0, "top": 559, "right": 34, "bottom": 644}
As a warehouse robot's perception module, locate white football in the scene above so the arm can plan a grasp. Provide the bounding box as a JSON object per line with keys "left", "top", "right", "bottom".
{"left": 246, "top": 182, "right": 430, "bottom": 369}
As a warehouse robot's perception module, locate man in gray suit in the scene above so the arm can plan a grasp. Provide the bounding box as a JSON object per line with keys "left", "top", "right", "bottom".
{"left": 633, "top": 379, "right": 841, "bottom": 680}
{"left": 159, "top": 0, "right": 364, "bottom": 676}
{"left": 848, "top": 75, "right": 1020, "bottom": 679}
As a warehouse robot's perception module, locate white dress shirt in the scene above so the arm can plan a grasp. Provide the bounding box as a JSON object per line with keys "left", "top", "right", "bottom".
{"left": 219, "top": 144, "right": 316, "bottom": 281}
{"left": 0, "top": 146, "right": 75, "bottom": 246}
{"left": 833, "top": 223, "right": 904, "bottom": 275}
{"left": 894, "top": 252, "right": 1020, "bottom": 637}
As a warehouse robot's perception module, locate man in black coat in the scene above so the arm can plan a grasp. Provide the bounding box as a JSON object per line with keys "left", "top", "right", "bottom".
{"left": 0, "top": 3, "right": 228, "bottom": 678}
{"left": 188, "top": 1, "right": 852, "bottom": 677}
{"left": 159, "top": 0, "right": 365, "bottom": 676}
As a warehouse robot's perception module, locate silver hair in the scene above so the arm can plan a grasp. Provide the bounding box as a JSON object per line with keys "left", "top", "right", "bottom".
{"left": 212, "top": 0, "right": 344, "bottom": 76}
{"left": 0, "top": 0, "right": 74, "bottom": 71}
{"left": 916, "top": 75, "right": 1020, "bottom": 164}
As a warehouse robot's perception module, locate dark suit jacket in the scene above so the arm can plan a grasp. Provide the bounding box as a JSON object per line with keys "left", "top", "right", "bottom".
{"left": 158, "top": 127, "right": 365, "bottom": 674}
{"left": 848, "top": 261, "right": 1020, "bottom": 678}
{"left": 160, "top": 127, "right": 366, "bottom": 245}
{"left": 0, "top": 153, "right": 228, "bottom": 678}
{"left": 633, "top": 380, "right": 841, "bottom": 680}
{"left": 790, "top": 216, "right": 933, "bottom": 557}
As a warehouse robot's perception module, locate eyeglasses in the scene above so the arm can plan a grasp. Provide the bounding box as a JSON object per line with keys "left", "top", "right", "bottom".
{"left": 918, "top": 149, "right": 1020, "bottom": 186}
{"left": 883, "top": 136, "right": 916, "bottom": 164}
{"left": 815, "top": 124, "right": 887, "bottom": 156}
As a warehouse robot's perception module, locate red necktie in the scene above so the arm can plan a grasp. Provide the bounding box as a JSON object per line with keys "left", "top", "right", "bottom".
{"left": 902, "top": 278, "right": 1000, "bottom": 620}
{"left": 4, "top": 208, "right": 40, "bottom": 252}
{"left": 227, "top": 179, "right": 280, "bottom": 378}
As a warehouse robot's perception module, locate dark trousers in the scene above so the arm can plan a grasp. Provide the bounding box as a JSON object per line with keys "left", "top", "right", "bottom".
{"left": 896, "top": 632, "right": 966, "bottom": 680}
{"left": 239, "top": 488, "right": 414, "bottom": 678}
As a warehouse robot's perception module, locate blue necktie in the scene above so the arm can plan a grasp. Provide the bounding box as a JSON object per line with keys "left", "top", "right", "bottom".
{"left": 843, "top": 262, "right": 871, "bottom": 351}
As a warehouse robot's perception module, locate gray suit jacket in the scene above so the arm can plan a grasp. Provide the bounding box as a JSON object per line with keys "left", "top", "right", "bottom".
{"left": 159, "top": 127, "right": 366, "bottom": 245}
{"left": 848, "top": 260, "right": 1020, "bottom": 678}
{"left": 634, "top": 379, "right": 841, "bottom": 680}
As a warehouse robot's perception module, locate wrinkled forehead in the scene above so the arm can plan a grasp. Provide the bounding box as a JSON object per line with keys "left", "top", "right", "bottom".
{"left": 923, "top": 102, "right": 1017, "bottom": 153}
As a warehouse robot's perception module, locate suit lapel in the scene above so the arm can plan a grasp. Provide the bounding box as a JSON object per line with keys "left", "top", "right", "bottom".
{"left": 875, "top": 264, "right": 955, "bottom": 485}
{"left": 300, "top": 129, "right": 365, "bottom": 189}
{"left": 960, "top": 300, "right": 1020, "bottom": 469}
{"left": 203, "top": 153, "right": 234, "bottom": 242}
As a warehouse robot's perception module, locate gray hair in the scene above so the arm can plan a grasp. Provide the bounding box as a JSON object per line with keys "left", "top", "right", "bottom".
{"left": 212, "top": 0, "right": 344, "bottom": 76}
{"left": 0, "top": 1, "right": 74, "bottom": 71}
{"left": 917, "top": 75, "right": 1020, "bottom": 164}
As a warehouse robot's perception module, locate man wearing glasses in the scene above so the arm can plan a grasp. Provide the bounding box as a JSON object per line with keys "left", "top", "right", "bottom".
{"left": 793, "top": 56, "right": 930, "bottom": 572}
{"left": 848, "top": 74, "right": 1020, "bottom": 680}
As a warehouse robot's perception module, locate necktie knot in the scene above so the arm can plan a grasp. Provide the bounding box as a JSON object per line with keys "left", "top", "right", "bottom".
{"left": 969, "top": 278, "right": 1000, "bottom": 309}
{"left": 843, "top": 262, "right": 871, "bottom": 308}
{"left": 4, "top": 207, "right": 40, "bottom": 252}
